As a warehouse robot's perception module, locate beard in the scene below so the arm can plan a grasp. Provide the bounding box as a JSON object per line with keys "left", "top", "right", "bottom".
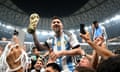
{"left": 54, "top": 27, "right": 60, "bottom": 33}
{"left": 95, "top": 26, "right": 99, "bottom": 29}
{"left": 35, "top": 69, "right": 40, "bottom": 72}
{"left": 53, "top": 25, "right": 61, "bottom": 33}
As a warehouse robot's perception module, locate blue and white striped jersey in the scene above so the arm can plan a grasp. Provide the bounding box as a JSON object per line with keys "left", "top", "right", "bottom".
{"left": 47, "top": 32, "right": 80, "bottom": 72}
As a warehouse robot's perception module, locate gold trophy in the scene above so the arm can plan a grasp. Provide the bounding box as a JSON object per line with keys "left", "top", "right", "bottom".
{"left": 27, "top": 13, "right": 40, "bottom": 34}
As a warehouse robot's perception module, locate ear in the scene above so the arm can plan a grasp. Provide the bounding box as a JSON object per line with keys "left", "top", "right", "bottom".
{"left": 61, "top": 24, "right": 64, "bottom": 29}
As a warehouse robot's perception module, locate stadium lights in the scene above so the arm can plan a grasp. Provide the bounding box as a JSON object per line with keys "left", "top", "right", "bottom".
{"left": 6, "top": 25, "right": 14, "bottom": 30}
{"left": 41, "top": 31, "right": 48, "bottom": 35}
{"left": 22, "top": 28, "right": 27, "bottom": 33}
{"left": 111, "top": 15, "right": 120, "bottom": 21}
{"left": 69, "top": 29, "right": 75, "bottom": 33}
{"left": 36, "top": 30, "right": 40, "bottom": 35}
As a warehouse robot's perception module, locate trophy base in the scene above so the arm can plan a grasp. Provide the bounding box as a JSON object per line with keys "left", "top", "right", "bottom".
{"left": 27, "top": 28, "right": 35, "bottom": 34}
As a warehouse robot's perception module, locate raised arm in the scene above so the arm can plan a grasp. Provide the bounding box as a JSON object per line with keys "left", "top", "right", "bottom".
{"left": 28, "top": 13, "right": 49, "bottom": 51}
{"left": 32, "top": 32, "right": 49, "bottom": 51}
{"left": 80, "top": 33, "right": 115, "bottom": 60}
{"left": 90, "top": 50, "right": 99, "bottom": 69}
{"left": 55, "top": 46, "right": 85, "bottom": 57}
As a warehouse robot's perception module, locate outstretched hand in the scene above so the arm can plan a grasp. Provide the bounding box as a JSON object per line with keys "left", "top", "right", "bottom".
{"left": 48, "top": 48, "right": 63, "bottom": 64}
{"left": 80, "top": 32, "right": 91, "bottom": 43}
{"left": 94, "top": 36, "right": 105, "bottom": 46}
{"left": 47, "top": 48, "right": 57, "bottom": 63}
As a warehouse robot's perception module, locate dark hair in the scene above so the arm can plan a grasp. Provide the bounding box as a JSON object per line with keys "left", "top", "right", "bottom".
{"left": 51, "top": 16, "right": 63, "bottom": 22}
{"left": 31, "top": 56, "right": 44, "bottom": 70}
{"left": 80, "top": 24, "right": 85, "bottom": 27}
{"left": 97, "top": 55, "right": 120, "bottom": 72}
{"left": 32, "top": 47, "right": 38, "bottom": 52}
{"left": 32, "top": 46, "right": 37, "bottom": 49}
{"left": 74, "top": 66, "right": 96, "bottom": 72}
{"left": 93, "top": 21, "right": 98, "bottom": 25}
{"left": 114, "top": 49, "right": 120, "bottom": 54}
{"left": 46, "top": 63, "right": 61, "bottom": 72}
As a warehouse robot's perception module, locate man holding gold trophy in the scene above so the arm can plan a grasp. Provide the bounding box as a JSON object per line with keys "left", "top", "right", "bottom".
{"left": 28, "top": 13, "right": 85, "bottom": 72}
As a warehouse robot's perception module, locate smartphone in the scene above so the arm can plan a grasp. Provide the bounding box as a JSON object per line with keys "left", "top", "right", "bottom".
{"left": 80, "top": 24, "right": 86, "bottom": 34}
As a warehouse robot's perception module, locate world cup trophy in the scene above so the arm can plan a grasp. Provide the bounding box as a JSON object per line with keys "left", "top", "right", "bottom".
{"left": 27, "top": 13, "right": 40, "bottom": 34}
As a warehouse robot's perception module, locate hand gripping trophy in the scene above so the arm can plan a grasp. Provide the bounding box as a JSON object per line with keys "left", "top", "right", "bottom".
{"left": 27, "top": 13, "right": 40, "bottom": 34}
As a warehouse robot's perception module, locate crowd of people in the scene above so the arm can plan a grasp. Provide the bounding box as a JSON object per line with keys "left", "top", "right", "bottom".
{"left": 0, "top": 13, "right": 120, "bottom": 72}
